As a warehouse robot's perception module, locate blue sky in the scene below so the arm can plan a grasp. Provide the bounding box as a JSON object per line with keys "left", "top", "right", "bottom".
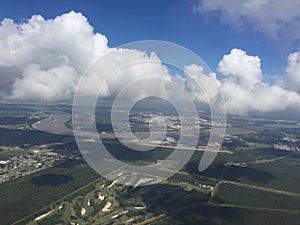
{"left": 0, "top": 0, "right": 290, "bottom": 75}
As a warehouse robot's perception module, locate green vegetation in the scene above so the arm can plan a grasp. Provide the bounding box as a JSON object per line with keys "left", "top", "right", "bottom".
{"left": 152, "top": 203, "right": 300, "bottom": 225}
{"left": 213, "top": 182, "right": 300, "bottom": 210}
{"left": 0, "top": 159, "right": 99, "bottom": 225}
{"left": 23, "top": 176, "right": 210, "bottom": 225}
{"left": 0, "top": 127, "right": 66, "bottom": 146}
{"left": 242, "top": 156, "right": 300, "bottom": 194}
{"left": 0, "top": 116, "right": 28, "bottom": 125}
{"left": 1, "top": 105, "right": 300, "bottom": 225}
{"left": 0, "top": 149, "right": 26, "bottom": 160}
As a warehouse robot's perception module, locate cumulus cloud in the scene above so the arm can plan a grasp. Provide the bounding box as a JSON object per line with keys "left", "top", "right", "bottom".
{"left": 0, "top": 11, "right": 179, "bottom": 103}
{"left": 218, "top": 49, "right": 300, "bottom": 114}
{"left": 194, "top": 0, "right": 300, "bottom": 43}
{"left": 218, "top": 49, "right": 262, "bottom": 89}
{"left": 78, "top": 49, "right": 172, "bottom": 100}
{"left": 278, "top": 51, "right": 300, "bottom": 92}
{"left": 9, "top": 64, "right": 78, "bottom": 101}
{"left": 183, "top": 64, "right": 220, "bottom": 103}
{"left": 0, "top": 10, "right": 220, "bottom": 106}
{"left": 0, "top": 11, "right": 109, "bottom": 102}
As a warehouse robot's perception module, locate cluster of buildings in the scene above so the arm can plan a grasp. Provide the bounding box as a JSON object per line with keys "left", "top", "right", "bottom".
{"left": 0, "top": 145, "right": 62, "bottom": 183}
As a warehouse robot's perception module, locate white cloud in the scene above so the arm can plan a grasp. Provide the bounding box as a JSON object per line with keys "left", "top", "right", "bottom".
{"left": 9, "top": 64, "right": 78, "bottom": 102}
{"left": 0, "top": 11, "right": 109, "bottom": 102}
{"left": 218, "top": 48, "right": 300, "bottom": 114}
{"left": 183, "top": 64, "right": 220, "bottom": 103}
{"left": 194, "top": 0, "right": 300, "bottom": 42}
{"left": 278, "top": 51, "right": 300, "bottom": 92}
{"left": 218, "top": 49, "right": 262, "bottom": 89}
{"left": 78, "top": 49, "right": 172, "bottom": 100}
{"left": 0, "top": 11, "right": 178, "bottom": 103}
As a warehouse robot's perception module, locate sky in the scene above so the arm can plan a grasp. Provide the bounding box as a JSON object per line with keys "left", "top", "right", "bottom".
{"left": 0, "top": 0, "right": 300, "bottom": 114}
{"left": 0, "top": 0, "right": 289, "bottom": 72}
